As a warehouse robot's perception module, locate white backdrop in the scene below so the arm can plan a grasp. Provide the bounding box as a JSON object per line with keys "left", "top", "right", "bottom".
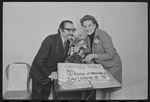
{"left": 3, "top": 2, "right": 148, "bottom": 99}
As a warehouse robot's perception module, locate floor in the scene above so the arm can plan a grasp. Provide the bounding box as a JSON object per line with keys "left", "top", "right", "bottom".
{"left": 48, "top": 89, "right": 147, "bottom": 100}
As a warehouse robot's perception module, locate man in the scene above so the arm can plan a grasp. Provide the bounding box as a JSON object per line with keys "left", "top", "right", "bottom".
{"left": 29, "top": 20, "right": 76, "bottom": 100}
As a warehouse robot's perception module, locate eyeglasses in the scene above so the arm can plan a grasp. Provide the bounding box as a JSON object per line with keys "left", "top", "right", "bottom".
{"left": 62, "top": 28, "right": 76, "bottom": 32}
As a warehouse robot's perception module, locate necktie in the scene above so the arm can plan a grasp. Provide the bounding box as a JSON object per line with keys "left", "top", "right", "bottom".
{"left": 63, "top": 41, "right": 67, "bottom": 56}
{"left": 64, "top": 41, "right": 67, "bottom": 50}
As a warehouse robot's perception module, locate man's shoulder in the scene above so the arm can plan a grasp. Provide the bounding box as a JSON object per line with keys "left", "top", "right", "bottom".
{"left": 41, "top": 33, "right": 59, "bottom": 44}
{"left": 45, "top": 33, "right": 59, "bottom": 40}
{"left": 47, "top": 33, "right": 59, "bottom": 38}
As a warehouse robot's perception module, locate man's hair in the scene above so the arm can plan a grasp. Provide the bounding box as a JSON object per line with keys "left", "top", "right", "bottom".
{"left": 80, "top": 15, "right": 99, "bottom": 29}
{"left": 58, "top": 20, "right": 73, "bottom": 33}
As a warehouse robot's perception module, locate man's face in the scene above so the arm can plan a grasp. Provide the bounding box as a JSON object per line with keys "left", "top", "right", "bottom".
{"left": 60, "top": 22, "right": 76, "bottom": 40}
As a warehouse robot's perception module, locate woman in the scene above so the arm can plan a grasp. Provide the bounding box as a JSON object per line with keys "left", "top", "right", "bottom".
{"left": 81, "top": 15, "right": 122, "bottom": 100}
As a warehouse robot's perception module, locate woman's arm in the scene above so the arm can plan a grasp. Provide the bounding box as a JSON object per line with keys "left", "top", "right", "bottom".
{"left": 94, "top": 31, "right": 116, "bottom": 62}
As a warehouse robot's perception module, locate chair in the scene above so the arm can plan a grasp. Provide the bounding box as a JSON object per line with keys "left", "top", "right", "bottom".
{"left": 3, "top": 62, "right": 32, "bottom": 100}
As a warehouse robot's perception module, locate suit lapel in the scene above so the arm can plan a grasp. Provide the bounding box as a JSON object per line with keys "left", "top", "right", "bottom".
{"left": 63, "top": 40, "right": 70, "bottom": 58}
{"left": 57, "top": 33, "right": 70, "bottom": 60}
{"left": 57, "top": 33, "right": 64, "bottom": 54}
{"left": 85, "top": 36, "right": 92, "bottom": 53}
{"left": 86, "top": 29, "right": 99, "bottom": 53}
{"left": 92, "top": 29, "right": 99, "bottom": 53}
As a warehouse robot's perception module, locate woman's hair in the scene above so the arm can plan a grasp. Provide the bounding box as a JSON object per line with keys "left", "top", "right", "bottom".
{"left": 80, "top": 15, "right": 99, "bottom": 29}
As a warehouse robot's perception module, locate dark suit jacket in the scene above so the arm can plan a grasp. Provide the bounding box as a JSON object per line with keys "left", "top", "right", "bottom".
{"left": 29, "top": 33, "right": 70, "bottom": 85}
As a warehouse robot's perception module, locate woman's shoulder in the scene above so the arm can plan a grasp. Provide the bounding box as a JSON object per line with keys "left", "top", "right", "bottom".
{"left": 96, "top": 29, "right": 111, "bottom": 38}
{"left": 97, "top": 29, "right": 108, "bottom": 35}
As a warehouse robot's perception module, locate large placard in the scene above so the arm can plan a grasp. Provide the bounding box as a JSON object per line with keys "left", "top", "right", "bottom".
{"left": 57, "top": 63, "right": 110, "bottom": 83}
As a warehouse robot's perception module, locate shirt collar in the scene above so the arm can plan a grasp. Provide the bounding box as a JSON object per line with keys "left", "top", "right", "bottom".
{"left": 60, "top": 33, "right": 67, "bottom": 43}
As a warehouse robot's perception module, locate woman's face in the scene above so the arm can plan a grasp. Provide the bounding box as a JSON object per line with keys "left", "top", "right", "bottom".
{"left": 82, "top": 20, "right": 96, "bottom": 35}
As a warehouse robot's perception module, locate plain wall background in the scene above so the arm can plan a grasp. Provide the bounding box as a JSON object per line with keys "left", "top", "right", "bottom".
{"left": 3, "top": 2, "right": 148, "bottom": 99}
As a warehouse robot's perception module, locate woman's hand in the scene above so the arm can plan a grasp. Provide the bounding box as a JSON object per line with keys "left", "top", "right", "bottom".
{"left": 82, "top": 54, "right": 98, "bottom": 63}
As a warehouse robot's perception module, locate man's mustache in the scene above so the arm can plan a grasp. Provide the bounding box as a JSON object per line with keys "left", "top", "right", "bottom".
{"left": 67, "top": 34, "right": 74, "bottom": 37}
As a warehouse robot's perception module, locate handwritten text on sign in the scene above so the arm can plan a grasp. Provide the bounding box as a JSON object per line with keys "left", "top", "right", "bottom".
{"left": 58, "top": 63, "right": 110, "bottom": 83}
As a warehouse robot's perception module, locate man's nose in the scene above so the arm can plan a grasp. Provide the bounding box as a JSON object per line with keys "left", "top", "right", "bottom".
{"left": 70, "top": 31, "right": 74, "bottom": 34}
{"left": 85, "top": 27, "right": 89, "bottom": 31}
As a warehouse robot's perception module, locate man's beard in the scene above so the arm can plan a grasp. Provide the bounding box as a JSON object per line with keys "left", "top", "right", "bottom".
{"left": 67, "top": 34, "right": 74, "bottom": 41}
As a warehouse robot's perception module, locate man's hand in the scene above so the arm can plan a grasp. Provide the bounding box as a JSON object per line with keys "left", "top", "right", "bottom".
{"left": 48, "top": 71, "right": 58, "bottom": 81}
